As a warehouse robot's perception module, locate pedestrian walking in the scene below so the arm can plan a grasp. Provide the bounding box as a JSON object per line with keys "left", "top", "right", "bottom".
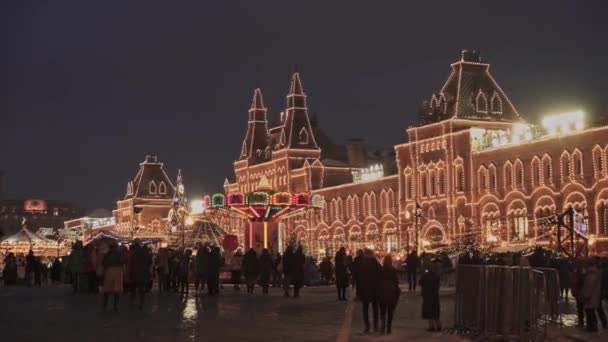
{"left": 131, "top": 241, "right": 152, "bottom": 309}
{"left": 406, "top": 250, "right": 420, "bottom": 291}
{"left": 230, "top": 249, "right": 243, "bottom": 291}
{"left": 195, "top": 245, "right": 209, "bottom": 293}
{"left": 242, "top": 248, "right": 260, "bottom": 294}
{"left": 320, "top": 255, "right": 333, "bottom": 285}
{"left": 569, "top": 262, "right": 586, "bottom": 327}
{"left": 419, "top": 260, "right": 442, "bottom": 332}
{"left": 282, "top": 246, "right": 294, "bottom": 297}
{"left": 68, "top": 241, "right": 87, "bottom": 293}
{"left": 582, "top": 258, "right": 607, "bottom": 332}
{"left": 178, "top": 249, "right": 192, "bottom": 295}
{"left": 291, "top": 245, "right": 306, "bottom": 298}
{"left": 272, "top": 253, "right": 282, "bottom": 288}
{"left": 156, "top": 248, "right": 169, "bottom": 292}
{"left": 207, "top": 246, "right": 221, "bottom": 295}
{"left": 102, "top": 243, "right": 126, "bottom": 312}
{"left": 259, "top": 249, "right": 274, "bottom": 294}
{"left": 379, "top": 255, "right": 400, "bottom": 335}
{"left": 358, "top": 249, "right": 381, "bottom": 333}
{"left": 50, "top": 257, "right": 62, "bottom": 285}
{"left": 334, "top": 247, "right": 349, "bottom": 300}
{"left": 2, "top": 253, "right": 18, "bottom": 285}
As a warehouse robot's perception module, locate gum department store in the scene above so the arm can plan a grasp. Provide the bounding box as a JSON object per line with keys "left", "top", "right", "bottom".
{"left": 222, "top": 50, "right": 608, "bottom": 257}
{"left": 70, "top": 51, "right": 608, "bottom": 258}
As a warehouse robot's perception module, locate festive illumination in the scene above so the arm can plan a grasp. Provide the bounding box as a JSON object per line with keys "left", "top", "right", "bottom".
{"left": 542, "top": 110, "right": 584, "bottom": 136}
{"left": 214, "top": 54, "right": 608, "bottom": 258}
{"left": 211, "top": 193, "right": 225, "bottom": 208}
{"left": 190, "top": 199, "right": 204, "bottom": 214}
{"left": 352, "top": 164, "right": 384, "bottom": 183}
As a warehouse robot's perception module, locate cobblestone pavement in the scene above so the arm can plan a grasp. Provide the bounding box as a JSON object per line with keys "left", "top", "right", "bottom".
{"left": 1, "top": 285, "right": 605, "bottom": 341}
{"left": 0, "top": 285, "right": 455, "bottom": 342}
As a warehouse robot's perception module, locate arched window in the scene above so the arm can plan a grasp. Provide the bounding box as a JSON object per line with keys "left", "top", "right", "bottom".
{"left": 476, "top": 91, "right": 488, "bottom": 114}
{"left": 490, "top": 92, "right": 503, "bottom": 114}
{"left": 420, "top": 172, "right": 427, "bottom": 197}
{"left": 511, "top": 212, "right": 529, "bottom": 241}
{"left": 599, "top": 202, "right": 608, "bottom": 236}
{"left": 560, "top": 151, "right": 571, "bottom": 183}
{"left": 504, "top": 162, "right": 513, "bottom": 189}
{"left": 387, "top": 189, "right": 395, "bottom": 214}
{"left": 429, "top": 171, "right": 436, "bottom": 196}
{"left": 456, "top": 165, "right": 465, "bottom": 192}
{"left": 531, "top": 157, "right": 541, "bottom": 187}
{"left": 478, "top": 166, "right": 488, "bottom": 193}
{"left": 542, "top": 154, "right": 552, "bottom": 185}
{"left": 572, "top": 149, "right": 583, "bottom": 179}
{"left": 353, "top": 196, "right": 360, "bottom": 218}
{"left": 404, "top": 170, "right": 412, "bottom": 199}
{"left": 593, "top": 146, "right": 605, "bottom": 179}
{"left": 299, "top": 128, "right": 309, "bottom": 144}
{"left": 514, "top": 160, "right": 524, "bottom": 189}
{"left": 489, "top": 165, "right": 497, "bottom": 192}
{"left": 370, "top": 192, "right": 377, "bottom": 216}
{"left": 438, "top": 169, "right": 446, "bottom": 194}
{"left": 149, "top": 181, "right": 157, "bottom": 194}
{"left": 158, "top": 181, "right": 167, "bottom": 195}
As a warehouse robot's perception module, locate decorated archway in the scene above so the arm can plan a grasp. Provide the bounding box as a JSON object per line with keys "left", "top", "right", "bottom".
{"left": 421, "top": 221, "right": 447, "bottom": 249}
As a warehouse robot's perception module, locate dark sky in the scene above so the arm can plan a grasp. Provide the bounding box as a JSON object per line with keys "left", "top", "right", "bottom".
{"left": 1, "top": 1, "right": 606, "bottom": 210}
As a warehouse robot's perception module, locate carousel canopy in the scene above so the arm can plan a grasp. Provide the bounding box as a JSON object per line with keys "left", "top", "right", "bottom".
{"left": 1, "top": 228, "right": 55, "bottom": 245}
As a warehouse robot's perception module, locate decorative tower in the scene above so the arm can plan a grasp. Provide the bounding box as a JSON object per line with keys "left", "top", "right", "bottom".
{"left": 239, "top": 88, "right": 271, "bottom": 163}
{"left": 279, "top": 73, "right": 319, "bottom": 150}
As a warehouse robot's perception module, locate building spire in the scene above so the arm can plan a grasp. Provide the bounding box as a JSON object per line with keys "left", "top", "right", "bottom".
{"left": 250, "top": 88, "right": 265, "bottom": 111}
{"left": 287, "top": 72, "right": 306, "bottom": 108}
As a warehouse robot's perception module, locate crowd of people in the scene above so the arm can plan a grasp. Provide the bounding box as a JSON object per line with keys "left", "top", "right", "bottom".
{"left": 1, "top": 240, "right": 447, "bottom": 336}
{"left": 1, "top": 250, "right": 63, "bottom": 286}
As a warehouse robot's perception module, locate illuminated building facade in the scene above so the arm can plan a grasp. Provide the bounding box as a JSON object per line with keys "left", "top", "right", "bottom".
{"left": 225, "top": 50, "right": 608, "bottom": 256}
{"left": 0, "top": 198, "right": 84, "bottom": 236}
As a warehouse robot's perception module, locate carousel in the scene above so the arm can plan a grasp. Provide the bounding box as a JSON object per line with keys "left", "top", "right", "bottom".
{"left": 1, "top": 221, "right": 66, "bottom": 257}
{"left": 203, "top": 176, "right": 322, "bottom": 252}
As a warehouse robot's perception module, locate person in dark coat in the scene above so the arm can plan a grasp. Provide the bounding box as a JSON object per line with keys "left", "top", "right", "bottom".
{"left": 68, "top": 241, "right": 87, "bottom": 293}
{"left": 419, "top": 260, "right": 441, "bottom": 332}
{"left": 272, "top": 253, "right": 282, "bottom": 288}
{"left": 358, "top": 249, "right": 381, "bottom": 333}
{"left": 282, "top": 246, "right": 294, "bottom": 297}
{"left": 259, "top": 249, "right": 274, "bottom": 294}
{"left": 3, "top": 253, "right": 18, "bottom": 285}
{"left": 178, "top": 249, "right": 192, "bottom": 295}
{"left": 207, "top": 246, "right": 221, "bottom": 295}
{"left": 194, "top": 245, "right": 209, "bottom": 293}
{"left": 334, "top": 247, "right": 349, "bottom": 300}
{"left": 351, "top": 249, "right": 364, "bottom": 296}
{"left": 405, "top": 250, "right": 420, "bottom": 291}
{"left": 242, "top": 248, "right": 260, "bottom": 294}
{"left": 50, "top": 258, "right": 63, "bottom": 284}
{"left": 131, "top": 242, "right": 152, "bottom": 309}
{"left": 319, "top": 255, "right": 333, "bottom": 285}
{"left": 25, "top": 249, "right": 36, "bottom": 286}
{"left": 379, "top": 255, "right": 400, "bottom": 334}
{"left": 558, "top": 259, "right": 571, "bottom": 301}
{"left": 102, "top": 243, "right": 126, "bottom": 311}
{"left": 291, "top": 245, "right": 306, "bottom": 298}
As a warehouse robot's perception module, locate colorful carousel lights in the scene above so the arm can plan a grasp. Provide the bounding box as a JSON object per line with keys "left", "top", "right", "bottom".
{"left": 204, "top": 191, "right": 323, "bottom": 222}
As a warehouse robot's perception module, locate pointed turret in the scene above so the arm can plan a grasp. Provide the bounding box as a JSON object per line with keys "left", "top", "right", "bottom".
{"left": 421, "top": 50, "right": 521, "bottom": 124}
{"left": 280, "top": 72, "right": 319, "bottom": 150}
{"left": 124, "top": 155, "right": 175, "bottom": 200}
{"left": 240, "top": 88, "right": 271, "bottom": 162}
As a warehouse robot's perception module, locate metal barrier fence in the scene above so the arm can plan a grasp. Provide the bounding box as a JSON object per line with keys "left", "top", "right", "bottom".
{"left": 454, "top": 265, "right": 560, "bottom": 339}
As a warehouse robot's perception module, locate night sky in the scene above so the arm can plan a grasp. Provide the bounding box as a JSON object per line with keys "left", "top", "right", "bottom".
{"left": 1, "top": 1, "right": 606, "bottom": 210}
